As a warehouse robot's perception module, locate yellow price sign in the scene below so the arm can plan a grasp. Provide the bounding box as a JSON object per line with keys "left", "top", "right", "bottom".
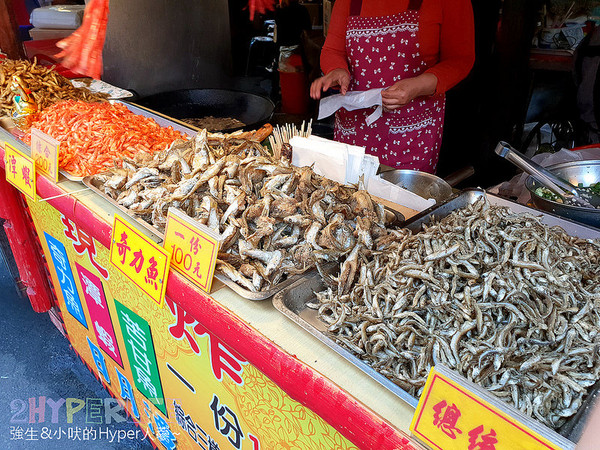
{"left": 163, "top": 207, "right": 220, "bottom": 293}
{"left": 410, "top": 365, "right": 573, "bottom": 450}
{"left": 4, "top": 142, "right": 36, "bottom": 201}
{"left": 109, "top": 215, "right": 172, "bottom": 307}
{"left": 30, "top": 128, "right": 59, "bottom": 182}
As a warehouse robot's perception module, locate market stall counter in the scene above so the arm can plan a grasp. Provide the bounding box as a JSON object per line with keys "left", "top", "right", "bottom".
{"left": 0, "top": 127, "right": 419, "bottom": 449}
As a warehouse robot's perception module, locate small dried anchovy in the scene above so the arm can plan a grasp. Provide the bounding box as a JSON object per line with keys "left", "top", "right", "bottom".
{"left": 0, "top": 58, "right": 107, "bottom": 115}
{"left": 313, "top": 198, "right": 600, "bottom": 430}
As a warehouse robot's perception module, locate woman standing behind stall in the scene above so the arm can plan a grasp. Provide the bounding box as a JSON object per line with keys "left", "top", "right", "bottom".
{"left": 310, "top": 0, "right": 475, "bottom": 173}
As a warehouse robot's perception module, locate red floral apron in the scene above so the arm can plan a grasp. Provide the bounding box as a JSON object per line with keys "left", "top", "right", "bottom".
{"left": 334, "top": 0, "right": 445, "bottom": 173}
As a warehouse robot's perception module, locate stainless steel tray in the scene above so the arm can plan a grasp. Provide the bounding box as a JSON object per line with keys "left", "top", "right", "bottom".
{"left": 82, "top": 175, "right": 165, "bottom": 241}
{"left": 272, "top": 269, "right": 419, "bottom": 408}
{"left": 214, "top": 271, "right": 308, "bottom": 301}
{"left": 82, "top": 174, "right": 311, "bottom": 301}
{"left": 404, "top": 188, "right": 600, "bottom": 240}
{"left": 273, "top": 188, "right": 600, "bottom": 440}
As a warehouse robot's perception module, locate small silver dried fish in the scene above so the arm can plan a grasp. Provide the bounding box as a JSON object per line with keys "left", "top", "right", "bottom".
{"left": 312, "top": 198, "right": 600, "bottom": 430}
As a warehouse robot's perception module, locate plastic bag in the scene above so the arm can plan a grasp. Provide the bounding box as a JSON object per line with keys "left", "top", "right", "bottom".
{"left": 56, "top": 0, "right": 109, "bottom": 80}
{"left": 318, "top": 88, "right": 384, "bottom": 125}
{"left": 10, "top": 76, "right": 38, "bottom": 129}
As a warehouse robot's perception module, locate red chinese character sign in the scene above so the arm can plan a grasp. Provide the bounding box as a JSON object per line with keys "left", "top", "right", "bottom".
{"left": 163, "top": 207, "right": 220, "bottom": 293}
{"left": 410, "top": 365, "right": 574, "bottom": 450}
{"left": 30, "top": 128, "right": 59, "bottom": 182}
{"left": 62, "top": 215, "right": 109, "bottom": 279}
{"left": 109, "top": 215, "right": 171, "bottom": 307}
{"left": 23, "top": 148, "right": 409, "bottom": 450}
{"left": 4, "top": 142, "right": 36, "bottom": 201}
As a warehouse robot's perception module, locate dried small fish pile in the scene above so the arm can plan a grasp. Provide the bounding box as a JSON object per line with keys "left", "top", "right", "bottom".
{"left": 312, "top": 198, "right": 600, "bottom": 429}
{"left": 94, "top": 128, "right": 389, "bottom": 293}
{"left": 0, "top": 58, "right": 107, "bottom": 115}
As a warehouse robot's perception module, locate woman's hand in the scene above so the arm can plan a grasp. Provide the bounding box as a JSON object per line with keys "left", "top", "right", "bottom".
{"left": 381, "top": 73, "right": 438, "bottom": 110}
{"left": 310, "top": 68, "right": 351, "bottom": 100}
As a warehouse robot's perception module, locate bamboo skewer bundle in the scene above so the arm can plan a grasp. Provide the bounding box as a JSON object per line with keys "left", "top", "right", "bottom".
{"left": 269, "top": 120, "right": 313, "bottom": 160}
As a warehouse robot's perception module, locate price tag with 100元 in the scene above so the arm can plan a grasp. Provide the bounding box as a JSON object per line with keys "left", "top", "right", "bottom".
{"left": 163, "top": 207, "right": 220, "bottom": 293}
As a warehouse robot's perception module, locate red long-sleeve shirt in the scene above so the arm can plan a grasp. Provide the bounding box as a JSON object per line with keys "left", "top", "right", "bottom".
{"left": 321, "top": 0, "right": 475, "bottom": 93}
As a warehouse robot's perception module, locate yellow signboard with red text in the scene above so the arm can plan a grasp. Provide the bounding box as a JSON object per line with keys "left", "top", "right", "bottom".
{"left": 4, "top": 142, "right": 36, "bottom": 201}
{"left": 411, "top": 366, "right": 572, "bottom": 450}
{"left": 109, "top": 215, "right": 171, "bottom": 308}
{"left": 164, "top": 208, "right": 220, "bottom": 293}
{"left": 30, "top": 128, "right": 59, "bottom": 182}
{"left": 27, "top": 198, "right": 359, "bottom": 450}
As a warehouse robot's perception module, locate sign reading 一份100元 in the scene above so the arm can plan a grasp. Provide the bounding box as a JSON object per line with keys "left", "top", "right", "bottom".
{"left": 163, "top": 207, "right": 220, "bottom": 293}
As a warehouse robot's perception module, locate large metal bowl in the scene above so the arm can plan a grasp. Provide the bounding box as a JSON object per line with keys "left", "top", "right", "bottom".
{"left": 380, "top": 169, "right": 453, "bottom": 203}
{"left": 525, "top": 160, "right": 600, "bottom": 228}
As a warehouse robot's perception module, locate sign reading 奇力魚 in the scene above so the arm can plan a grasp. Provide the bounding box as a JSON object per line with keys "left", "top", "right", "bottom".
{"left": 109, "top": 215, "right": 171, "bottom": 307}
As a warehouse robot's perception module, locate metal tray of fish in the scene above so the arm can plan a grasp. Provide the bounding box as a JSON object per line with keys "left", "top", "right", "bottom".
{"left": 273, "top": 188, "right": 600, "bottom": 441}
{"left": 82, "top": 174, "right": 313, "bottom": 301}
{"left": 404, "top": 188, "right": 600, "bottom": 240}
{"left": 82, "top": 175, "right": 166, "bottom": 241}
{"left": 214, "top": 271, "right": 309, "bottom": 301}
{"left": 272, "top": 268, "right": 420, "bottom": 408}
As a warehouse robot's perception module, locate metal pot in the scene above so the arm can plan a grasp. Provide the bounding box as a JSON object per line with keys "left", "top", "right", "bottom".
{"left": 133, "top": 88, "right": 275, "bottom": 133}
{"left": 381, "top": 167, "right": 474, "bottom": 203}
{"left": 525, "top": 160, "right": 600, "bottom": 228}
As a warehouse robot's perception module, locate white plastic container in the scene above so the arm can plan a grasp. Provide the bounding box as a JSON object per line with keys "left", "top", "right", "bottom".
{"left": 30, "top": 5, "right": 85, "bottom": 30}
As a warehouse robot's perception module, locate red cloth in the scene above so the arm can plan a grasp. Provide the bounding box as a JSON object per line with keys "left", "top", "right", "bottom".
{"left": 321, "top": 0, "right": 475, "bottom": 93}
{"left": 24, "top": 40, "right": 86, "bottom": 78}
{"left": 56, "top": 0, "right": 109, "bottom": 80}
{"left": 12, "top": 0, "right": 31, "bottom": 26}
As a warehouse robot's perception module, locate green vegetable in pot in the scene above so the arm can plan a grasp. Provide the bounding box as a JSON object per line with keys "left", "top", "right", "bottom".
{"left": 534, "top": 187, "right": 562, "bottom": 203}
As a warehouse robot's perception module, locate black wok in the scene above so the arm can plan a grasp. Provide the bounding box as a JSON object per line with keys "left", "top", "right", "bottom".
{"left": 133, "top": 88, "right": 275, "bottom": 133}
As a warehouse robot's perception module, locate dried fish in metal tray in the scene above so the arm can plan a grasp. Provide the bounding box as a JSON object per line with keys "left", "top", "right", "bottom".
{"left": 83, "top": 174, "right": 309, "bottom": 300}
{"left": 273, "top": 269, "right": 594, "bottom": 442}
{"left": 404, "top": 188, "right": 600, "bottom": 239}
{"left": 272, "top": 267, "right": 419, "bottom": 408}
{"left": 274, "top": 188, "right": 600, "bottom": 436}
{"left": 82, "top": 112, "right": 404, "bottom": 301}
{"left": 83, "top": 175, "right": 165, "bottom": 241}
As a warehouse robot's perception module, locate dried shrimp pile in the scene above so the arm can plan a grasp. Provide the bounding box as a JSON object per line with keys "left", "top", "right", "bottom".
{"left": 313, "top": 198, "right": 600, "bottom": 429}
{"left": 93, "top": 127, "right": 389, "bottom": 293}
{"left": 25, "top": 100, "right": 185, "bottom": 177}
{"left": 0, "top": 58, "right": 107, "bottom": 115}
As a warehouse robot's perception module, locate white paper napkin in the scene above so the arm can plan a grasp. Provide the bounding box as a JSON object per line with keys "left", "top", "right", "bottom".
{"left": 317, "top": 88, "right": 384, "bottom": 125}
{"left": 366, "top": 175, "right": 436, "bottom": 212}
{"left": 290, "top": 136, "right": 348, "bottom": 185}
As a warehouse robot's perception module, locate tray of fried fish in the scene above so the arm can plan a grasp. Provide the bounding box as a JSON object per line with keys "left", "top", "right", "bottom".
{"left": 84, "top": 129, "right": 402, "bottom": 300}
{"left": 274, "top": 188, "right": 600, "bottom": 436}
